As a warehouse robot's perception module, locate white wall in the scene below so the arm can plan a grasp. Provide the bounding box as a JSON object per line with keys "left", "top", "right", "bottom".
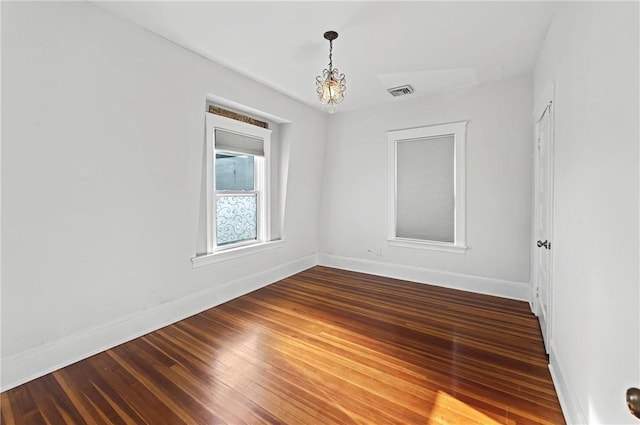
{"left": 1, "top": 2, "right": 327, "bottom": 389}
{"left": 319, "top": 75, "right": 533, "bottom": 299}
{"left": 533, "top": 2, "right": 639, "bottom": 424}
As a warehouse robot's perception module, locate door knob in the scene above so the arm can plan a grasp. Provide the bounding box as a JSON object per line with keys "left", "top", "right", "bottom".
{"left": 628, "top": 387, "right": 640, "bottom": 419}
{"left": 537, "top": 240, "right": 550, "bottom": 249}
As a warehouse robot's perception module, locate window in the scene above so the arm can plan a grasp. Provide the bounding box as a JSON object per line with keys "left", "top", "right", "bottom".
{"left": 205, "top": 113, "right": 271, "bottom": 253}
{"left": 215, "top": 151, "right": 257, "bottom": 246}
{"left": 387, "top": 121, "right": 467, "bottom": 253}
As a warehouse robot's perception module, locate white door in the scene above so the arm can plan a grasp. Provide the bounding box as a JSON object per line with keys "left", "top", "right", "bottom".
{"left": 534, "top": 101, "right": 554, "bottom": 352}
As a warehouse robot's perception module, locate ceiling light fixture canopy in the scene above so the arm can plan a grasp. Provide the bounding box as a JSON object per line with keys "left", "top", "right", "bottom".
{"left": 315, "top": 30, "right": 346, "bottom": 113}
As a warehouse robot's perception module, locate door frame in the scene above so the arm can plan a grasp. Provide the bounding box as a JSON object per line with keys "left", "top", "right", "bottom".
{"left": 532, "top": 81, "right": 555, "bottom": 352}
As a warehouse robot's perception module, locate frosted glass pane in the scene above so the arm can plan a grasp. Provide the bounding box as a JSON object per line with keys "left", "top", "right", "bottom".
{"left": 216, "top": 194, "right": 257, "bottom": 245}
{"left": 396, "top": 135, "right": 454, "bottom": 243}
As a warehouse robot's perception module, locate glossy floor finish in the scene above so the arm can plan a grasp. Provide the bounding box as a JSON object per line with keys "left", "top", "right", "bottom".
{"left": 1, "top": 266, "right": 565, "bottom": 424}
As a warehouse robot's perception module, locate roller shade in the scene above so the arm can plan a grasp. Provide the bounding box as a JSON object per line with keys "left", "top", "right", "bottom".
{"left": 215, "top": 129, "right": 264, "bottom": 156}
{"left": 396, "top": 135, "right": 455, "bottom": 243}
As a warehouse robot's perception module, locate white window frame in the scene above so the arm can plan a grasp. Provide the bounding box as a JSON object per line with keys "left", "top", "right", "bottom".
{"left": 387, "top": 121, "right": 467, "bottom": 254}
{"left": 206, "top": 113, "right": 272, "bottom": 253}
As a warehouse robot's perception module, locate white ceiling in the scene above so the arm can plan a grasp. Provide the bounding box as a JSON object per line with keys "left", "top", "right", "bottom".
{"left": 94, "top": 1, "right": 556, "bottom": 113}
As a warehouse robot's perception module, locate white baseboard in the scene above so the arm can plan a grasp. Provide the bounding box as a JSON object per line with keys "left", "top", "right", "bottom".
{"left": 0, "top": 253, "right": 532, "bottom": 392}
{"left": 549, "top": 341, "right": 587, "bottom": 425}
{"left": 318, "top": 253, "right": 530, "bottom": 302}
{"left": 0, "top": 254, "right": 318, "bottom": 392}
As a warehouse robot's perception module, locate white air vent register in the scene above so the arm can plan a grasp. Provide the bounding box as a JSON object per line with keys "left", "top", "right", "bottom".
{"left": 387, "top": 85, "right": 415, "bottom": 97}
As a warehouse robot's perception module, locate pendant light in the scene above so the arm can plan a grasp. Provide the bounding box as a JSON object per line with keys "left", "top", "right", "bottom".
{"left": 315, "top": 31, "right": 346, "bottom": 113}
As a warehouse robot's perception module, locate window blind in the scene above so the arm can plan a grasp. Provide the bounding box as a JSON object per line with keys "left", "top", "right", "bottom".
{"left": 215, "top": 129, "right": 264, "bottom": 156}
{"left": 396, "top": 135, "right": 455, "bottom": 243}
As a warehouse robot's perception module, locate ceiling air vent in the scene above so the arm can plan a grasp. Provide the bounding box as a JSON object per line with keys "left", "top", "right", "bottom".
{"left": 387, "top": 85, "right": 414, "bottom": 97}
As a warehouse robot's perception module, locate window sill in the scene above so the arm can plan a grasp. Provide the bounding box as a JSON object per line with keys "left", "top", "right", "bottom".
{"left": 386, "top": 238, "right": 467, "bottom": 254}
{"left": 191, "top": 239, "right": 285, "bottom": 268}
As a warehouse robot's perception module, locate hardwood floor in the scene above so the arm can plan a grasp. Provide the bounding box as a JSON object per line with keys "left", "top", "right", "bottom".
{"left": 1, "top": 266, "right": 565, "bottom": 424}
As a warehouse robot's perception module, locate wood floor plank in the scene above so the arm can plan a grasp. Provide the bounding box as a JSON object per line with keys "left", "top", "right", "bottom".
{"left": 1, "top": 266, "right": 565, "bottom": 424}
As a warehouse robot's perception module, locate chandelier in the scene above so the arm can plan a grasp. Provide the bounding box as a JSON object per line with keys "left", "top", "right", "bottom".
{"left": 315, "top": 31, "right": 346, "bottom": 113}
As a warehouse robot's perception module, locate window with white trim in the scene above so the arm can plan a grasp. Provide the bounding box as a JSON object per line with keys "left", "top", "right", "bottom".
{"left": 387, "top": 121, "right": 467, "bottom": 253}
{"left": 205, "top": 113, "right": 271, "bottom": 252}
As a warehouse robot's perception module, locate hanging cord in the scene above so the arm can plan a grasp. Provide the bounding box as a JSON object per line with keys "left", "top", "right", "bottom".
{"left": 328, "top": 39, "right": 333, "bottom": 72}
